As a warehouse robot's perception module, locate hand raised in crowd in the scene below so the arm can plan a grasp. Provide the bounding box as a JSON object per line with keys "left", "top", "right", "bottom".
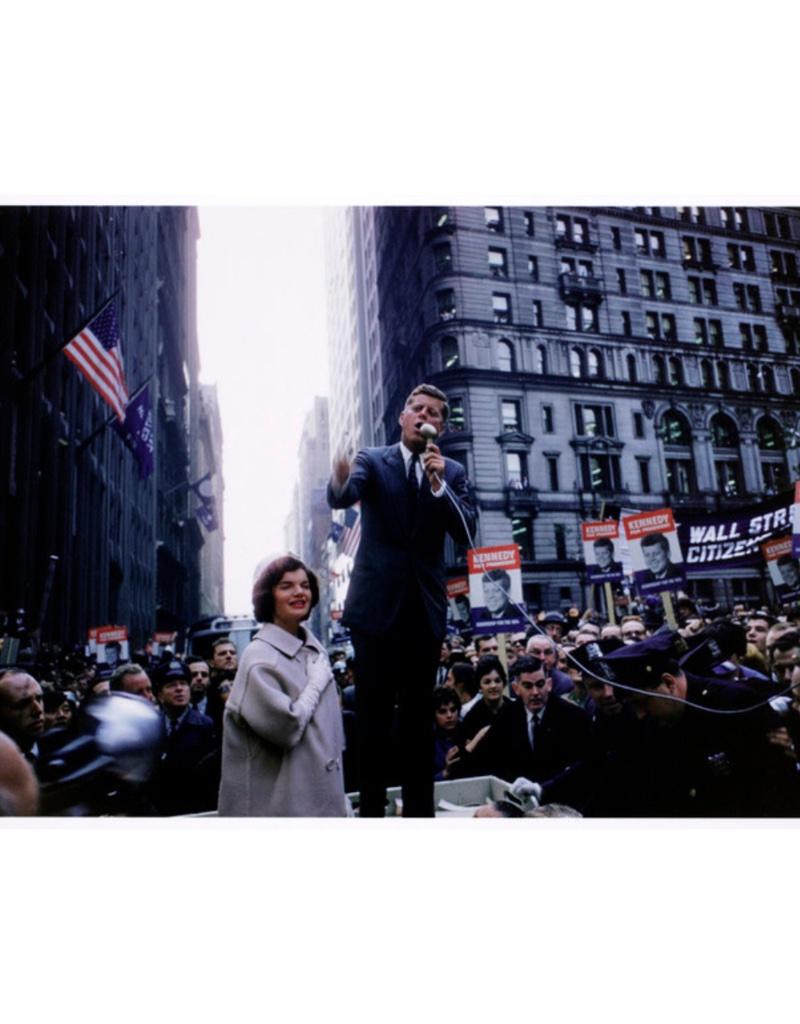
{"left": 332, "top": 454, "right": 352, "bottom": 489}
{"left": 767, "top": 725, "right": 797, "bottom": 763}
{"left": 464, "top": 724, "right": 491, "bottom": 754}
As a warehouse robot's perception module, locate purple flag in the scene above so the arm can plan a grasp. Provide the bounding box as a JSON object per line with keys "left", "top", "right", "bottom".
{"left": 113, "top": 382, "right": 154, "bottom": 480}
{"left": 191, "top": 473, "right": 219, "bottom": 531}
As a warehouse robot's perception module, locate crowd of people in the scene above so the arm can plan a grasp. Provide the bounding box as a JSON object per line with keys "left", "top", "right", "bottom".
{"left": 3, "top": 582, "right": 799, "bottom": 818}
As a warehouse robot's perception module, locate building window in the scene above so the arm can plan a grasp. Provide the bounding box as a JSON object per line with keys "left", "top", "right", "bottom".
{"left": 761, "top": 460, "right": 788, "bottom": 494}
{"left": 492, "top": 293, "right": 511, "bottom": 324}
{"left": 633, "top": 410, "right": 645, "bottom": 438}
{"left": 527, "top": 255, "right": 539, "bottom": 281}
{"left": 488, "top": 247, "right": 508, "bottom": 278}
{"left": 646, "top": 311, "right": 676, "bottom": 341}
{"left": 753, "top": 324, "right": 767, "bottom": 352}
{"left": 556, "top": 213, "right": 590, "bottom": 245}
{"left": 635, "top": 227, "right": 665, "bottom": 257}
{"left": 441, "top": 336, "right": 459, "bottom": 370}
{"left": 542, "top": 405, "right": 554, "bottom": 432}
{"left": 637, "top": 457, "right": 651, "bottom": 493}
{"left": 770, "top": 249, "right": 799, "bottom": 281}
{"left": 580, "top": 454, "right": 622, "bottom": 491}
{"left": 449, "top": 397, "right": 465, "bottom": 432}
{"left": 688, "top": 275, "right": 717, "bottom": 304}
{"left": 533, "top": 344, "right": 547, "bottom": 374}
{"left": 711, "top": 412, "right": 739, "bottom": 449}
{"left": 575, "top": 403, "right": 615, "bottom": 437}
{"left": 640, "top": 269, "right": 671, "bottom": 300}
{"left": 700, "top": 358, "right": 714, "bottom": 388}
{"left": 665, "top": 459, "right": 696, "bottom": 495}
{"left": 506, "top": 451, "right": 527, "bottom": 487}
{"left": 436, "top": 289, "right": 456, "bottom": 321}
{"left": 497, "top": 339, "right": 515, "bottom": 372}
{"left": 546, "top": 455, "right": 559, "bottom": 490}
{"left": 627, "top": 353, "right": 638, "bottom": 382}
{"left": 532, "top": 300, "right": 543, "bottom": 326}
{"left": 682, "top": 235, "right": 714, "bottom": 269}
{"left": 566, "top": 303, "right": 597, "bottom": 332}
{"left": 523, "top": 211, "right": 535, "bottom": 237}
{"left": 621, "top": 310, "right": 632, "bottom": 336}
{"left": 721, "top": 207, "right": 749, "bottom": 231}
{"left": 668, "top": 356, "right": 682, "bottom": 386}
{"left": 659, "top": 409, "right": 692, "bottom": 446}
{"left": 653, "top": 354, "right": 666, "bottom": 384}
{"left": 484, "top": 207, "right": 504, "bottom": 232}
{"left": 717, "top": 362, "right": 730, "bottom": 389}
{"left": 554, "top": 524, "right": 567, "bottom": 560}
{"left": 612, "top": 226, "right": 622, "bottom": 250}
{"left": 678, "top": 206, "right": 706, "bottom": 225}
{"left": 694, "top": 317, "right": 722, "bottom": 346}
{"left": 587, "top": 348, "right": 604, "bottom": 378}
{"left": 433, "top": 242, "right": 452, "bottom": 272}
{"left": 512, "top": 517, "right": 534, "bottom": 559}
{"left": 617, "top": 268, "right": 627, "bottom": 294}
{"left": 714, "top": 461, "right": 742, "bottom": 497}
{"left": 570, "top": 346, "right": 586, "bottom": 378}
{"left": 501, "top": 400, "right": 521, "bottom": 432}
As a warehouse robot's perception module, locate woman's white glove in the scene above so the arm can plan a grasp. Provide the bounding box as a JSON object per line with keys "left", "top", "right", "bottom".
{"left": 509, "top": 777, "right": 542, "bottom": 807}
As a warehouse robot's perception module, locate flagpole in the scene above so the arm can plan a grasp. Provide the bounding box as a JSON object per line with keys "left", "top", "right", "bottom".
{"left": 14, "top": 291, "right": 120, "bottom": 391}
{"left": 74, "top": 375, "right": 151, "bottom": 455}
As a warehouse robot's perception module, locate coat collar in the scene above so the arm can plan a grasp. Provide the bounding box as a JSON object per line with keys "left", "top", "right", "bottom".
{"left": 255, "top": 622, "right": 322, "bottom": 658}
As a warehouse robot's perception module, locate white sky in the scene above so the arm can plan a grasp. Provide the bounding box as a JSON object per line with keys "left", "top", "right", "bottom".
{"left": 196, "top": 207, "right": 330, "bottom": 614}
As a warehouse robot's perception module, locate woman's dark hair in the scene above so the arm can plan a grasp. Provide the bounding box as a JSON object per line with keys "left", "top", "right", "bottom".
{"left": 432, "top": 685, "right": 461, "bottom": 713}
{"left": 252, "top": 555, "right": 319, "bottom": 623}
{"left": 475, "top": 654, "right": 506, "bottom": 685}
{"left": 449, "top": 661, "right": 477, "bottom": 697}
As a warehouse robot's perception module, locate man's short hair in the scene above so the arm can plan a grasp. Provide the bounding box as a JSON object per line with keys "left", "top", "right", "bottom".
{"left": 593, "top": 538, "right": 614, "bottom": 552}
{"left": 475, "top": 654, "right": 507, "bottom": 685}
{"left": 509, "top": 655, "right": 546, "bottom": 683}
{"left": 109, "top": 663, "right": 149, "bottom": 692}
{"left": 772, "top": 629, "right": 800, "bottom": 654}
{"left": 641, "top": 532, "right": 670, "bottom": 552}
{"left": 482, "top": 569, "right": 511, "bottom": 588}
{"left": 405, "top": 383, "right": 450, "bottom": 422}
{"left": 211, "top": 636, "right": 235, "bottom": 653}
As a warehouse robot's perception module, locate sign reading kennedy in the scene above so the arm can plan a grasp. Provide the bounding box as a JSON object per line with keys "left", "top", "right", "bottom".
{"left": 762, "top": 535, "right": 800, "bottom": 603}
{"left": 468, "top": 545, "right": 528, "bottom": 635}
{"left": 793, "top": 482, "right": 800, "bottom": 559}
{"left": 446, "top": 576, "right": 472, "bottom": 632}
{"left": 622, "top": 508, "right": 686, "bottom": 595}
{"left": 581, "top": 520, "right": 624, "bottom": 584}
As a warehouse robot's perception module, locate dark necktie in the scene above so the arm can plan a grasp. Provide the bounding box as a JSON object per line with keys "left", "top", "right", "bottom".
{"left": 530, "top": 714, "right": 540, "bottom": 750}
{"left": 407, "top": 453, "right": 420, "bottom": 501}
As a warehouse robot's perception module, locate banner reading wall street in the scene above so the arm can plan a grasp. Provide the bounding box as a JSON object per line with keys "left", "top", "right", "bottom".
{"left": 676, "top": 490, "right": 794, "bottom": 573}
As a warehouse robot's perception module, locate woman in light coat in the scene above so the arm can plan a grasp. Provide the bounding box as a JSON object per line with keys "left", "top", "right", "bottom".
{"left": 217, "top": 555, "right": 347, "bottom": 816}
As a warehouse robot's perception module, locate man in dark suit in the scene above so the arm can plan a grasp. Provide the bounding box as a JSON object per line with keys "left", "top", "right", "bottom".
{"left": 327, "top": 383, "right": 477, "bottom": 816}
{"left": 474, "top": 655, "right": 591, "bottom": 800}
{"left": 640, "top": 532, "right": 683, "bottom": 584}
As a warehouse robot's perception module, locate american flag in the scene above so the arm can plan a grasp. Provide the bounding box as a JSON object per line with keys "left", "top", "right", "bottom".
{"left": 341, "top": 505, "right": 361, "bottom": 559}
{"left": 64, "top": 299, "right": 129, "bottom": 421}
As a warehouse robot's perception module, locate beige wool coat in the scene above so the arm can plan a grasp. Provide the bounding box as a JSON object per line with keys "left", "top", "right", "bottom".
{"left": 217, "top": 623, "right": 347, "bottom": 816}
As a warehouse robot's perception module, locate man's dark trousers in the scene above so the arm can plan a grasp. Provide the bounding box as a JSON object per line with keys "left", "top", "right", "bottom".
{"left": 352, "top": 584, "right": 440, "bottom": 818}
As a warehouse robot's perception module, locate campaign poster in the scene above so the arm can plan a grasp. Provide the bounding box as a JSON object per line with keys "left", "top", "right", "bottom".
{"left": 86, "top": 627, "right": 98, "bottom": 658}
{"left": 622, "top": 509, "right": 686, "bottom": 596}
{"left": 95, "top": 625, "right": 130, "bottom": 668}
{"left": 762, "top": 534, "right": 800, "bottom": 604}
{"left": 581, "top": 520, "right": 624, "bottom": 584}
{"left": 793, "top": 482, "right": 800, "bottom": 559}
{"left": 152, "top": 631, "right": 177, "bottom": 658}
{"left": 446, "top": 576, "right": 472, "bottom": 631}
{"left": 468, "top": 545, "right": 528, "bottom": 635}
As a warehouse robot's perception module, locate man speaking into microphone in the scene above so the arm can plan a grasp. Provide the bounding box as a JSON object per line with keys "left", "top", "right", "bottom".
{"left": 328, "top": 383, "right": 477, "bottom": 816}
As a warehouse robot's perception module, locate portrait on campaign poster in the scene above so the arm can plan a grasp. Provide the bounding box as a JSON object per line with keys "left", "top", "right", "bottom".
{"left": 622, "top": 509, "right": 686, "bottom": 595}
{"left": 581, "top": 520, "right": 624, "bottom": 584}
{"left": 793, "top": 481, "right": 800, "bottom": 559}
{"left": 468, "top": 545, "right": 528, "bottom": 635}
{"left": 446, "top": 576, "right": 472, "bottom": 633}
{"left": 762, "top": 535, "right": 800, "bottom": 603}
{"left": 94, "top": 626, "right": 130, "bottom": 667}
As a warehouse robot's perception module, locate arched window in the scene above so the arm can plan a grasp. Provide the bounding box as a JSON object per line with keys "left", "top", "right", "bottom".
{"left": 570, "top": 347, "right": 585, "bottom": 378}
{"left": 441, "top": 336, "right": 459, "bottom": 370}
{"left": 762, "top": 366, "right": 775, "bottom": 393}
{"left": 587, "top": 348, "right": 603, "bottom": 378}
{"left": 700, "top": 359, "right": 714, "bottom": 389}
{"left": 653, "top": 354, "right": 666, "bottom": 385}
{"left": 658, "top": 409, "right": 692, "bottom": 447}
{"left": 746, "top": 363, "right": 760, "bottom": 392}
{"left": 717, "top": 362, "right": 730, "bottom": 390}
{"left": 497, "top": 339, "right": 514, "bottom": 372}
{"left": 792, "top": 367, "right": 800, "bottom": 393}
{"left": 533, "top": 344, "right": 547, "bottom": 374}
{"left": 758, "top": 416, "right": 785, "bottom": 451}
{"left": 626, "top": 353, "right": 637, "bottom": 382}
{"left": 668, "top": 357, "right": 682, "bottom": 386}
{"left": 710, "top": 413, "right": 739, "bottom": 449}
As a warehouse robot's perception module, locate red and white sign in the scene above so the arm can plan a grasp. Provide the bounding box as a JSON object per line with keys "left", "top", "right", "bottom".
{"left": 467, "top": 545, "right": 527, "bottom": 635}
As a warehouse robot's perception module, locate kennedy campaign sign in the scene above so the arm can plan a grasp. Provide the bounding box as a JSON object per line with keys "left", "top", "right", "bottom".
{"left": 622, "top": 508, "right": 686, "bottom": 596}
{"left": 581, "top": 520, "right": 624, "bottom": 584}
{"left": 762, "top": 535, "right": 800, "bottom": 603}
{"left": 468, "top": 545, "right": 528, "bottom": 635}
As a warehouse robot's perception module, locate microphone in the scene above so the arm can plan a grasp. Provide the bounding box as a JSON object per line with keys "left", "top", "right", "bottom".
{"left": 418, "top": 423, "right": 442, "bottom": 490}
